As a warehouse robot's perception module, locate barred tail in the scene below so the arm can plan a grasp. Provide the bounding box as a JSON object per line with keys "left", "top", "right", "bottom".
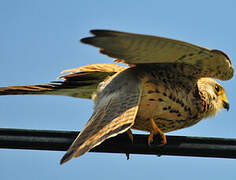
{"left": 0, "top": 63, "right": 126, "bottom": 99}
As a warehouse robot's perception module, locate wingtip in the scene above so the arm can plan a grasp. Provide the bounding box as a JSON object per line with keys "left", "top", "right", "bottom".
{"left": 90, "top": 29, "right": 101, "bottom": 35}
{"left": 80, "top": 37, "right": 93, "bottom": 44}
{"left": 91, "top": 29, "right": 121, "bottom": 37}
{"left": 80, "top": 29, "right": 123, "bottom": 44}
{"left": 59, "top": 159, "right": 66, "bottom": 165}
{"left": 60, "top": 151, "right": 73, "bottom": 165}
{"left": 90, "top": 29, "right": 110, "bottom": 36}
{"left": 59, "top": 159, "right": 67, "bottom": 165}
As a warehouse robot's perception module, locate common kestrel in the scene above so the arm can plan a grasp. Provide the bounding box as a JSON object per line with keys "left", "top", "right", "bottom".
{"left": 0, "top": 30, "right": 234, "bottom": 164}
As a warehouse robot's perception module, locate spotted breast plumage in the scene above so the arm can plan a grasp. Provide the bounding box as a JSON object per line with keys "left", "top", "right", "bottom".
{"left": 0, "top": 30, "right": 234, "bottom": 164}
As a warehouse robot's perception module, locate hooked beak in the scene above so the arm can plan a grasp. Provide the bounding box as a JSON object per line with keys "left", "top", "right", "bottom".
{"left": 223, "top": 101, "right": 230, "bottom": 111}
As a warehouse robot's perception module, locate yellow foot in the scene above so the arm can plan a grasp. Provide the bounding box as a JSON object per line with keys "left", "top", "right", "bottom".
{"left": 126, "top": 129, "right": 133, "bottom": 143}
{"left": 148, "top": 118, "right": 167, "bottom": 146}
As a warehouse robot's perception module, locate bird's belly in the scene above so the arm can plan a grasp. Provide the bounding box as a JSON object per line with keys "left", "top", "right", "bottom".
{"left": 132, "top": 75, "right": 201, "bottom": 133}
{"left": 133, "top": 114, "right": 201, "bottom": 133}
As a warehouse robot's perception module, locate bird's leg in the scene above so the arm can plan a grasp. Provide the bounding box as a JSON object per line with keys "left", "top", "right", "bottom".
{"left": 148, "top": 118, "right": 167, "bottom": 146}
{"left": 125, "top": 129, "right": 133, "bottom": 160}
{"left": 126, "top": 129, "right": 133, "bottom": 143}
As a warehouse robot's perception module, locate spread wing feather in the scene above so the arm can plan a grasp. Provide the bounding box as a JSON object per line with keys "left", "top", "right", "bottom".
{"left": 81, "top": 30, "right": 234, "bottom": 80}
{"left": 60, "top": 68, "right": 142, "bottom": 164}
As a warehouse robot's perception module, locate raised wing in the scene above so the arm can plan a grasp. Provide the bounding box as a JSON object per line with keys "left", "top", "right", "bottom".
{"left": 60, "top": 68, "right": 142, "bottom": 164}
{"left": 81, "top": 30, "right": 234, "bottom": 80}
{"left": 0, "top": 63, "right": 126, "bottom": 99}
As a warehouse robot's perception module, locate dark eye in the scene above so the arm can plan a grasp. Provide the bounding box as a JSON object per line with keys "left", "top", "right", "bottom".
{"left": 215, "top": 85, "right": 220, "bottom": 93}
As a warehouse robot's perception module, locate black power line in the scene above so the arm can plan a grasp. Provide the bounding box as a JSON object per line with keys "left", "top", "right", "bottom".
{"left": 1, "top": 128, "right": 236, "bottom": 159}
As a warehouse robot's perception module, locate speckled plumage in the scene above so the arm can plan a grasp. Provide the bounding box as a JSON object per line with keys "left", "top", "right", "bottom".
{"left": 0, "top": 30, "right": 233, "bottom": 164}
{"left": 132, "top": 64, "right": 223, "bottom": 133}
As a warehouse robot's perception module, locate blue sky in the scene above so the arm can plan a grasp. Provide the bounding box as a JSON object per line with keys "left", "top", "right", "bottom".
{"left": 0, "top": 1, "right": 236, "bottom": 179}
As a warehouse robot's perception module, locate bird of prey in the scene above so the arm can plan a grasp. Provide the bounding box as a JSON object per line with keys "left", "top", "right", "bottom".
{"left": 0, "top": 30, "right": 234, "bottom": 165}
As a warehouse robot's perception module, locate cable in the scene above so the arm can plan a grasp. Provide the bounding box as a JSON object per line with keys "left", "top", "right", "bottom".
{"left": 1, "top": 128, "right": 236, "bottom": 159}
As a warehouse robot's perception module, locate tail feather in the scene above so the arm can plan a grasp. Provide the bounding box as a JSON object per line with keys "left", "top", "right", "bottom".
{"left": 0, "top": 63, "right": 126, "bottom": 99}
{"left": 0, "top": 84, "right": 60, "bottom": 96}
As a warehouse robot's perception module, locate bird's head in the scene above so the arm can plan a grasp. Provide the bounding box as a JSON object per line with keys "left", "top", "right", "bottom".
{"left": 197, "top": 78, "right": 230, "bottom": 117}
